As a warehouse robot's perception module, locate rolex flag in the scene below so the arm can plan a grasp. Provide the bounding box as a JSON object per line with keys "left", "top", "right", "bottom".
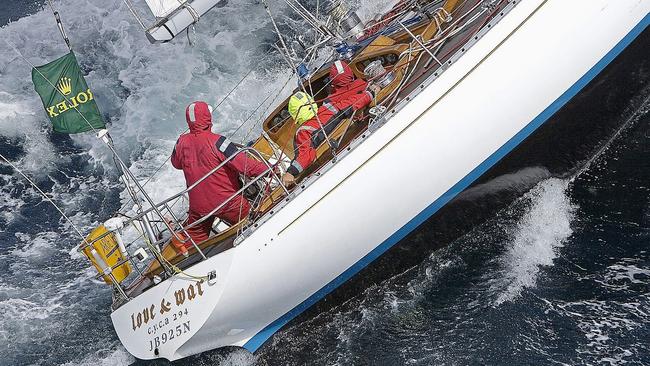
{"left": 31, "top": 51, "right": 105, "bottom": 134}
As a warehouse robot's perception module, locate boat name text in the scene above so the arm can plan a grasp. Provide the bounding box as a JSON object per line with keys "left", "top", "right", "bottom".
{"left": 130, "top": 280, "right": 205, "bottom": 332}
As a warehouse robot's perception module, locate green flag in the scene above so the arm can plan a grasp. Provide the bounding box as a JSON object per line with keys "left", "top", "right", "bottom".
{"left": 31, "top": 51, "right": 105, "bottom": 134}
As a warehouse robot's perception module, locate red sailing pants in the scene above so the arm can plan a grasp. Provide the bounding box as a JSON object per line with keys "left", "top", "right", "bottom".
{"left": 293, "top": 118, "right": 321, "bottom": 173}
{"left": 182, "top": 195, "right": 251, "bottom": 245}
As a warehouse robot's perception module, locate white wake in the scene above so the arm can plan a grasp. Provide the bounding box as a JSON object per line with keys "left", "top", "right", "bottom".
{"left": 493, "top": 178, "right": 576, "bottom": 305}
{"left": 0, "top": 0, "right": 386, "bottom": 364}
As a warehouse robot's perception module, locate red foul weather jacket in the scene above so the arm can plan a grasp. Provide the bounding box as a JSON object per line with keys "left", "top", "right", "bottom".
{"left": 171, "top": 101, "right": 268, "bottom": 216}
{"left": 287, "top": 65, "right": 374, "bottom": 176}
{"left": 329, "top": 60, "right": 369, "bottom": 103}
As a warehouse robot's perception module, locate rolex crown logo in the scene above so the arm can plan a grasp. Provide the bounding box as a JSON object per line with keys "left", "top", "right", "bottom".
{"left": 57, "top": 77, "right": 73, "bottom": 96}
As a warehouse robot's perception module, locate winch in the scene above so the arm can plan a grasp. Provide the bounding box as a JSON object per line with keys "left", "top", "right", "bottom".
{"left": 363, "top": 60, "right": 396, "bottom": 88}
{"left": 321, "top": 0, "right": 364, "bottom": 40}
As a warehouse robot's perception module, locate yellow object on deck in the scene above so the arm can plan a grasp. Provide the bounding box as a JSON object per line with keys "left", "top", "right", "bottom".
{"left": 81, "top": 225, "right": 132, "bottom": 285}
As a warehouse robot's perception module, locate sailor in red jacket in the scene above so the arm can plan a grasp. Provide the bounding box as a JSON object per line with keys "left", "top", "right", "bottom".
{"left": 282, "top": 61, "right": 380, "bottom": 186}
{"left": 171, "top": 101, "right": 269, "bottom": 246}
{"left": 329, "top": 60, "right": 369, "bottom": 102}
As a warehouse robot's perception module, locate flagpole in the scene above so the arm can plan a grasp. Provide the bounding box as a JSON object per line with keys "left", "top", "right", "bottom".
{"left": 5, "top": 38, "right": 178, "bottom": 276}
{"left": 47, "top": 0, "right": 72, "bottom": 52}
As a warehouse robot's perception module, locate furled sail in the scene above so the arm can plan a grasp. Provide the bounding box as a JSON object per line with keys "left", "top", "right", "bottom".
{"left": 145, "top": 0, "right": 227, "bottom": 43}
{"left": 144, "top": 0, "right": 187, "bottom": 18}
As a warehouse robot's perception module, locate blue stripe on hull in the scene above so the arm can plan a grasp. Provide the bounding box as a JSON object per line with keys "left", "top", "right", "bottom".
{"left": 243, "top": 13, "right": 650, "bottom": 353}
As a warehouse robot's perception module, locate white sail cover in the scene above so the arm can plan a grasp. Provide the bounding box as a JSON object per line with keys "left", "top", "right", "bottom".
{"left": 145, "top": 0, "right": 187, "bottom": 18}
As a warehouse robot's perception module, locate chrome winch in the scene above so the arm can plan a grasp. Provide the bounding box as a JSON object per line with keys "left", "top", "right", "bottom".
{"left": 321, "top": 0, "right": 365, "bottom": 40}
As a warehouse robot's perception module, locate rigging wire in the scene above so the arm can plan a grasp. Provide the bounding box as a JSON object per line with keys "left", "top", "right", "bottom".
{"left": 10, "top": 40, "right": 145, "bottom": 184}
{"left": 2, "top": 0, "right": 469, "bottom": 284}
{"left": 111, "top": 10, "right": 326, "bottom": 222}
{"left": 120, "top": 0, "right": 477, "bottom": 234}
{"left": 125, "top": 0, "right": 479, "bottom": 217}
{"left": 46, "top": 0, "right": 72, "bottom": 51}
{"left": 121, "top": 0, "right": 335, "bottom": 199}
{"left": 116, "top": 53, "right": 282, "bottom": 213}
{"left": 0, "top": 153, "right": 89, "bottom": 245}
{"left": 121, "top": 66, "right": 258, "bottom": 197}
{"left": 231, "top": 74, "right": 293, "bottom": 140}
{"left": 34, "top": 0, "right": 477, "bottom": 202}
{"left": 261, "top": 0, "right": 337, "bottom": 152}
{"left": 3, "top": 38, "right": 181, "bottom": 274}
{"left": 16, "top": 0, "right": 483, "bottom": 250}
{"left": 122, "top": 0, "right": 148, "bottom": 30}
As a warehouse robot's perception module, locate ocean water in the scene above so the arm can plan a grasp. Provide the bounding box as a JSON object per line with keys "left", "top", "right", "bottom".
{"left": 1, "top": 1, "right": 649, "bottom": 366}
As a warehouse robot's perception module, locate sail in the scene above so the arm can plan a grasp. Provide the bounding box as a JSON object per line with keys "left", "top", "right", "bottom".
{"left": 145, "top": 0, "right": 186, "bottom": 18}
{"left": 146, "top": 0, "right": 228, "bottom": 43}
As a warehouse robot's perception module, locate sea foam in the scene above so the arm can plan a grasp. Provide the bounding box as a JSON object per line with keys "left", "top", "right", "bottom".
{"left": 494, "top": 178, "right": 576, "bottom": 305}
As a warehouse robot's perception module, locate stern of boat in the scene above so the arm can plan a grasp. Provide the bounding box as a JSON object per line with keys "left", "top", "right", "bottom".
{"left": 110, "top": 249, "right": 235, "bottom": 361}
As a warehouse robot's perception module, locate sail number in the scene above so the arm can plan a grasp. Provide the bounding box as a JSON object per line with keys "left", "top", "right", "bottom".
{"left": 149, "top": 320, "right": 191, "bottom": 351}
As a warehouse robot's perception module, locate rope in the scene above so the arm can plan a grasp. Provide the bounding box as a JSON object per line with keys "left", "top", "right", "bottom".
{"left": 128, "top": 220, "right": 207, "bottom": 280}
{"left": 358, "top": 0, "right": 417, "bottom": 41}
{"left": 0, "top": 153, "right": 90, "bottom": 246}
{"left": 262, "top": 0, "right": 337, "bottom": 152}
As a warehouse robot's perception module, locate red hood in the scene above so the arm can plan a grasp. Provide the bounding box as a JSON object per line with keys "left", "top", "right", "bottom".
{"left": 330, "top": 60, "right": 355, "bottom": 89}
{"left": 185, "top": 101, "right": 212, "bottom": 133}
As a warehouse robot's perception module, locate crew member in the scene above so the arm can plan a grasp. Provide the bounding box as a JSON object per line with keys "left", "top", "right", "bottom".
{"left": 328, "top": 60, "right": 368, "bottom": 101}
{"left": 171, "top": 101, "right": 269, "bottom": 247}
{"left": 282, "top": 74, "right": 380, "bottom": 186}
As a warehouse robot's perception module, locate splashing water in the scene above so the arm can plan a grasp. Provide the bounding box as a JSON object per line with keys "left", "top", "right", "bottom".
{"left": 0, "top": 0, "right": 297, "bottom": 364}
{"left": 493, "top": 178, "right": 577, "bottom": 305}
{"left": 254, "top": 176, "right": 582, "bottom": 365}
{"left": 2, "top": 1, "right": 648, "bottom": 365}
{"left": 0, "top": 0, "right": 389, "bottom": 364}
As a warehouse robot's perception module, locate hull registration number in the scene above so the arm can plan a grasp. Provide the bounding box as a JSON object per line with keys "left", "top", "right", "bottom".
{"left": 148, "top": 321, "right": 191, "bottom": 351}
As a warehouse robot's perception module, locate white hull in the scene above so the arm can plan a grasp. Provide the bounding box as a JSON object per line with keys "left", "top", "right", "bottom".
{"left": 112, "top": 0, "right": 650, "bottom": 360}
